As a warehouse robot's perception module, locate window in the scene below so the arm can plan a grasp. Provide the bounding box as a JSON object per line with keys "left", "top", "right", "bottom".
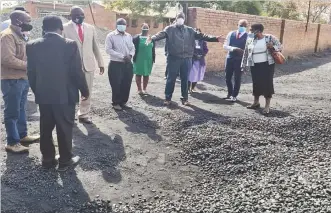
{"left": 131, "top": 19, "right": 138, "bottom": 28}
{"left": 145, "top": 19, "right": 151, "bottom": 27}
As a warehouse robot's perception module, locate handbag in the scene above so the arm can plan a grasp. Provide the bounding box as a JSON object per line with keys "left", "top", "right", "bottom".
{"left": 266, "top": 35, "right": 285, "bottom": 64}
{"left": 271, "top": 51, "right": 286, "bottom": 64}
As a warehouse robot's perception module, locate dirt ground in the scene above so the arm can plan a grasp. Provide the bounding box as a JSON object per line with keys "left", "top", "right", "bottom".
{"left": 1, "top": 47, "right": 331, "bottom": 213}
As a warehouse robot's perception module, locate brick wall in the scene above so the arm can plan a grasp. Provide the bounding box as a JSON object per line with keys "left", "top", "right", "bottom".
{"left": 318, "top": 24, "right": 331, "bottom": 52}
{"left": 187, "top": 7, "right": 331, "bottom": 72}
{"left": 83, "top": 3, "right": 116, "bottom": 30}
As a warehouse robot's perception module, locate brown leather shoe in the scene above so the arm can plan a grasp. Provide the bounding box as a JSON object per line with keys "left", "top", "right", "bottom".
{"left": 20, "top": 136, "right": 40, "bottom": 143}
{"left": 79, "top": 118, "right": 93, "bottom": 124}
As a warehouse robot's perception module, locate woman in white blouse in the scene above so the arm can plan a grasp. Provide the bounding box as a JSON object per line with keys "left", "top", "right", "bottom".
{"left": 241, "top": 23, "right": 283, "bottom": 114}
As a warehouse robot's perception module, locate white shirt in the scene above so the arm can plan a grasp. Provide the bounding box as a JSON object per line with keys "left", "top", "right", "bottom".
{"left": 1, "top": 19, "right": 11, "bottom": 31}
{"left": 70, "top": 20, "right": 84, "bottom": 34}
{"left": 105, "top": 30, "right": 135, "bottom": 62}
{"left": 252, "top": 38, "right": 268, "bottom": 63}
{"left": 223, "top": 31, "right": 247, "bottom": 52}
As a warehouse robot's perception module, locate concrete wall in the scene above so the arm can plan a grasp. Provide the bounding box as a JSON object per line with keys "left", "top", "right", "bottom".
{"left": 187, "top": 7, "right": 331, "bottom": 72}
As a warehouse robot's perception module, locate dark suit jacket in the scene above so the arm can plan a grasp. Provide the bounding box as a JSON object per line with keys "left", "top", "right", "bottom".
{"left": 26, "top": 33, "right": 89, "bottom": 105}
{"left": 132, "top": 35, "right": 155, "bottom": 63}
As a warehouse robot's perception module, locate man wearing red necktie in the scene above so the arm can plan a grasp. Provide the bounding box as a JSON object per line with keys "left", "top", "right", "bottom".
{"left": 223, "top": 19, "right": 248, "bottom": 102}
{"left": 63, "top": 6, "right": 104, "bottom": 124}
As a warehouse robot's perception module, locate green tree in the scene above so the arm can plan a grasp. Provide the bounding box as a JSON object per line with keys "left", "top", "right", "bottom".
{"left": 263, "top": 1, "right": 301, "bottom": 20}
{"left": 103, "top": 0, "right": 264, "bottom": 17}
{"left": 226, "top": 1, "right": 263, "bottom": 15}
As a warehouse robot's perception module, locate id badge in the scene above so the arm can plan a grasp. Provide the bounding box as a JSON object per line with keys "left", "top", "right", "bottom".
{"left": 195, "top": 40, "right": 201, "bottom": 49}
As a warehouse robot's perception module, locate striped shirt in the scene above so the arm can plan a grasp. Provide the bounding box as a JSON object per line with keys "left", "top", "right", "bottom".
{"left": 105, "top": 30, "right": 135, "bottom": 62}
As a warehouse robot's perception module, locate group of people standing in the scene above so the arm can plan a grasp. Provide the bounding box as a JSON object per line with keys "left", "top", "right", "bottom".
{"left": 1, "top": 6, "right": 282, "bottom": 171}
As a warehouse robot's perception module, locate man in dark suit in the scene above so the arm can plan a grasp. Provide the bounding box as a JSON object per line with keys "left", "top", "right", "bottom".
{"left": 26, "top": 16, "right": 89, "bottom": 172}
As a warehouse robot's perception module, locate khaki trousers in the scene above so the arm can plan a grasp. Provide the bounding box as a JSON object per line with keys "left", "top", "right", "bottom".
{"left": 77, "top": 70, "right": 94, "bottom": 118}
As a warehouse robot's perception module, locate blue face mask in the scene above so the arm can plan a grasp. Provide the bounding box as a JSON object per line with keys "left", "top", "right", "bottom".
{"left": 117, "top": 25, "right": 126, "bottom": 32}
{"left": 238, "top": 27, "right": 246, "bottom": 33}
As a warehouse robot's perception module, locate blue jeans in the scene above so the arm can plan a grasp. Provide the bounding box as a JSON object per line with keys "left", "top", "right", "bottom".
{"left": 1, "top": 79, "right": 29, "bottom": 145}
{"left": 165, "top": 56, "right": 192, "bottom": 101}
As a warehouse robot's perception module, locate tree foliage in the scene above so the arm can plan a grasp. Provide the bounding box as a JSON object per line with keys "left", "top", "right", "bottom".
{"left": 103, "top": 0, "right": 264, "bottom": 17}
{"left": 264, "top": 1, "right": 301, "bottom": 20}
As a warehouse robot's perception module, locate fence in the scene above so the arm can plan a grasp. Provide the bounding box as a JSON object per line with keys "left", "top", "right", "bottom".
{"left": 187, "top": 7, "right": 331, "bottom": 72}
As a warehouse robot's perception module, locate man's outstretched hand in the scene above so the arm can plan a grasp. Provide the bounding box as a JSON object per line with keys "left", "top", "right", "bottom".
{"left": 217, "top": 36, "right": 225, "bottom": 43}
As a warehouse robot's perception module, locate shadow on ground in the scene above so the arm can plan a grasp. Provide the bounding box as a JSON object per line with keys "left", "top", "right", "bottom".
{"left": 1, "top": 154, "right": 90, "bottom": 213}
{"left": 73, "top": 124, "right": 126, "bottom": 184}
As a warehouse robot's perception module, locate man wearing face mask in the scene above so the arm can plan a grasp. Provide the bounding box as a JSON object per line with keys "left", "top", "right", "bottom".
{"left": 223, "top": 19, "right": 248, "bottom": 102}
{"left": 1, "top": 11, "right": 39, "bottom": 154}
{"left": 105, "top": 18, "right": 135, "bottom": 111}
{"left": 63, "top": 6, "right": 104, "bottom": 124}
{"left": 146, "top": 12, "right": 224, "bottom": 106}
{"left": 1, "top": 7, "right": 30, "bottom": 41}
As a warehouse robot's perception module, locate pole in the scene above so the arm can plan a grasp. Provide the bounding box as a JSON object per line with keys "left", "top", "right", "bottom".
{"left": 88, "top": 0, "right": 96, "bottom": 26}
{"left": 305, "top": 0, "right": 311, "bottom": 32}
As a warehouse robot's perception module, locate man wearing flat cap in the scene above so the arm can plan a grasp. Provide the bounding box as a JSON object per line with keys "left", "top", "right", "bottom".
{"left": 26, "top": 15, "right": 89, "bottom": 171}
{"left": 1, "top": 10, "right": 39, "bottom": 154}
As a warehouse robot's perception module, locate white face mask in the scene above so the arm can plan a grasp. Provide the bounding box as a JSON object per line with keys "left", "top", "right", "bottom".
{"left": 176, "top": 18, "right": 184, "bottom": 25}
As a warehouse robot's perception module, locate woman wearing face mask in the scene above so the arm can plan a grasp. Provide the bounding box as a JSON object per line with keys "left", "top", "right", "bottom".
{"left": 188, "top": 28, "right": 209, "bottom": 93}
{"left": 241, "top": 23, "right": 283, "bottom": 114}
{"left": 132, "top": 23, "right": 155, "bottom": 95}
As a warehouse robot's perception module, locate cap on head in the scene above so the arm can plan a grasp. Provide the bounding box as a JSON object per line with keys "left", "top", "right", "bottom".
{"left": 10, "top": 10, "right": 31, "bottom": 26}
{"left": 42, "top": 15, "right": 63, "bottom": 32}
{"left": 176, "top": 12, "right": 185, "bottom": 20}
{"left": 14, "top": 7, "right": 26, "bottom": 12}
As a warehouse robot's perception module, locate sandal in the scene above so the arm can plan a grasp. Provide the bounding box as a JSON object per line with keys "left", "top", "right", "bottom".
{"left": 182, "top": 100, "right": 191, "bottom": 106}
{"left": 247, "top": 104, "right": 261, "bottom": 109}
{"left": 262, "top": 108, "right": 270, "bottom": 115}
{"left": 164, "top": 100, "right": 171, "bottom": 106}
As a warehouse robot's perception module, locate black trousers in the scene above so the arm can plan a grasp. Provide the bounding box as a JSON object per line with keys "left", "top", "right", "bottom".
{"left": 39, "top": 104, "right": 75, "bottom": 164}
{"left": 108, "top": 61, "right": 133, "bottom": 105}
{"left": 225, "top": 57, "right": 242, "bottom": 98}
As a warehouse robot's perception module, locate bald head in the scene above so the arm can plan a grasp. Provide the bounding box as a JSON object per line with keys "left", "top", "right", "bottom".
{"left": 10, "top": 10, "right": 31, "bottom": 26}
{"left": 238, "top": 19, "right": 248, "bottom": 28}
{"left": 70, "top": 6, "right": 85, "bottom": 24}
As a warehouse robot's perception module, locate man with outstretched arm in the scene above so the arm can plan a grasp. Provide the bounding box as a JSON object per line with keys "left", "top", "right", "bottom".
{"left": 146, "top": 12, "right": 224, "bottom": 106}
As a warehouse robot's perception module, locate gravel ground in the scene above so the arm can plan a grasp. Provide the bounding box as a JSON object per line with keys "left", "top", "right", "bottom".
{"left": 1, "top": 43, "right": 331, "bottom": 212}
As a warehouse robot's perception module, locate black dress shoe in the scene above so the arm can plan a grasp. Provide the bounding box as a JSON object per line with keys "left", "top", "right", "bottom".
{"left": 42, "top": 159, "right": 58, "bottom": 169}
{"left": 58, "top": 156, "right": 80, "bottom": 172}
{"left": 79, "top": 118, "right": 93, "bottom": 124}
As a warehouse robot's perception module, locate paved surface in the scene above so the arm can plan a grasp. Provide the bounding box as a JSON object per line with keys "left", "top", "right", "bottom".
{"left": 1, "top": 47, "right": 331, "bottom": 212}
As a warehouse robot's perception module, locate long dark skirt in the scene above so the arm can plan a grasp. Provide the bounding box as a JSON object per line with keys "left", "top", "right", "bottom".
{"left": 250, "top": 62, "right": 275, "bottom": 98}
